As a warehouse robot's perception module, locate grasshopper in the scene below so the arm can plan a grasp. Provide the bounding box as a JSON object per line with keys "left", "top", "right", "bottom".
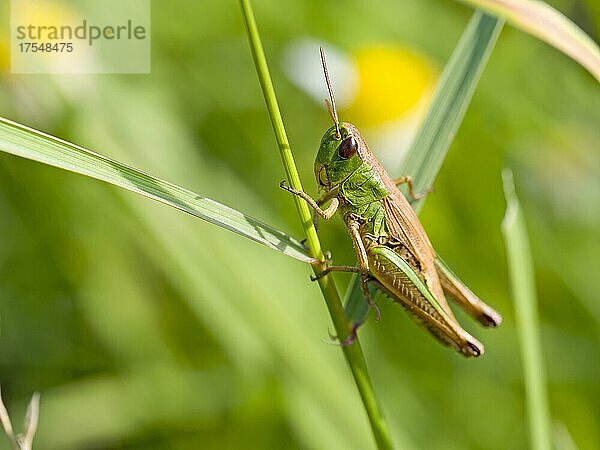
{"left": 281, "top": 48, "right": 502, "bottom": 357}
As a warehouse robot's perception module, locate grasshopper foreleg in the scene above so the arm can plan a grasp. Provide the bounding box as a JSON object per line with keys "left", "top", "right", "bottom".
{"left": 313, "top": 188, "right": 339, "bottom": 229}
{"left": 394, "top": 175, "right": 434, "bottom": 202}
{"left": 280, "top": 181, "right": 339, "bottom": 220}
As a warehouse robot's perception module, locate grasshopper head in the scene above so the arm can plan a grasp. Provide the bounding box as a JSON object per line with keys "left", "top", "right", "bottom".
{"left": 315, "top": 122, "right": 363, "bottom": 190}
{"left": 315, "top": 48, "right": 364, "bottom": 190}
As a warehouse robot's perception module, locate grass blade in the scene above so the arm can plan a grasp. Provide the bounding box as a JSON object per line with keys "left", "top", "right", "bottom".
{"left": 345, "top": 12, "right": 502, "bottom": 317}
{"left": 457, "top": 0, "right": 600, "bottom": 82}
{"left": 239, "top": 0, "right": 394, "bottom": 448}
{"left": 402, "top": 11, "right": 503, "bottom": 203}
{"left": 502, "top": 169, "right": 552, "bottom": 450}
{"left": 0, "top": 116, "right": 314, "bottom": 263}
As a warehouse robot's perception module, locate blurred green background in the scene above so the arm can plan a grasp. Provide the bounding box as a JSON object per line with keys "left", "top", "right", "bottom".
{"left": 0, "top": 0, "right": 599, "bottom": 449}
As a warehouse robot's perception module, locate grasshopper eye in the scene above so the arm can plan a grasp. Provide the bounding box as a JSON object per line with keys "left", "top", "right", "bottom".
{"left": 338, "top": 136, "right": 358, "bottom": 159}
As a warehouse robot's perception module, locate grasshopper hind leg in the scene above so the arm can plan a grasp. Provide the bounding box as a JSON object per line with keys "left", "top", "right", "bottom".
{"left": 360, "top": 274, "right": 381, "bottom": 321}
{"left": 367, "top": 247, "right": 484, "bottom": 357}
{"left": 339, "top": 322, "right": 361, "bottom": 346}
{"left": 371, "top": 279, "right": 483, "bottom": 357}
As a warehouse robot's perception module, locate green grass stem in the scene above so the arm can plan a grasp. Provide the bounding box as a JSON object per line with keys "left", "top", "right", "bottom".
{"left": 239, "top": 0, "right": 393, "bottom": 448}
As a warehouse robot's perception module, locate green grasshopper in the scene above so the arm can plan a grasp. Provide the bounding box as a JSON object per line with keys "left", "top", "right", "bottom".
{"left": 281, "top": 48, "right": 502, "bottom": 357}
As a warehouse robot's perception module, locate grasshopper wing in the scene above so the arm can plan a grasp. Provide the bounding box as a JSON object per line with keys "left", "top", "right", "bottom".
{"left": 380, "top": 193, "right": 457, "bottom": 321}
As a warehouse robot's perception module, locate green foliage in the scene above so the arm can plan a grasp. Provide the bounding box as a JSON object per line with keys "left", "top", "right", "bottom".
{"left": 457, "top": 0, "right": 600, "bottom": 81}
{"left": 0, "top": 117, "right": 312, "bottom": 263}
{"left": 0, "top": 1, "right": 598, "bottom": 449}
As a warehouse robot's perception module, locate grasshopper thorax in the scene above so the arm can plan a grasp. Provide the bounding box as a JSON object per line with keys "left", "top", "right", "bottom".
{"left": 315, "top": 122, "right": 364, "bottom": 190}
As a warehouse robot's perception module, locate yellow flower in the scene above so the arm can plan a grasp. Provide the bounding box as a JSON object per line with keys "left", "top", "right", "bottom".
{"left": 344, "top": 45, "right": 437, "bottom": 128}
{"left": 0, "top": 36, "right": 9, "bottom": 72}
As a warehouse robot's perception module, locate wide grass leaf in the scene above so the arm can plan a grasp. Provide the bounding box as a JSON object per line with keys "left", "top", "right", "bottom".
{"left": 402, "top": 11, "right": 503, "bottom": 205}
{"left": 458, "top": 0, "right": 600, "bottom": 81}
{"left": 0, "top": 116, "right": 313, "bottom": 263}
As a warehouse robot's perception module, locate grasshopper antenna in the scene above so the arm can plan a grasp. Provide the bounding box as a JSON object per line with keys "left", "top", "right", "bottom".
{"left": 320, "top": 47, "right": 341, "bottom": 139}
